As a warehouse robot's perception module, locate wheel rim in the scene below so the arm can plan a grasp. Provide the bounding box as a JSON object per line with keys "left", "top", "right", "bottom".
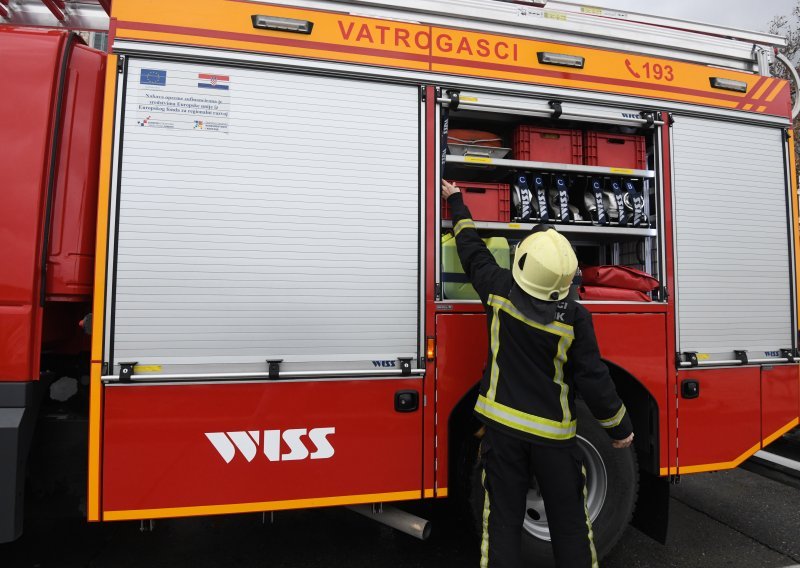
{"left": 522, "top": 435, "right": 608, "bottom": 541}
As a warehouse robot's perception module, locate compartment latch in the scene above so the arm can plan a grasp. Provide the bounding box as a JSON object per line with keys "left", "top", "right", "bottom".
{"left": 548, "top": 100, "right": 563, "bottom": 119}
{"left": 398, "top": 357, "right": 413, "bottom": 376}
{"left": 119, "top": 362, "right": 138, "bottom": 382}
{"left": 679, "top": 352, "right": 698, "bottom": 367}
{"left": 640, "top": 111, "right": 655, "bottom": 128}
{"left": 267, "top": 359, "right": 283, "bottom": 380}
{"left": 445, "top": 89, "right": 461, "bottom": 110}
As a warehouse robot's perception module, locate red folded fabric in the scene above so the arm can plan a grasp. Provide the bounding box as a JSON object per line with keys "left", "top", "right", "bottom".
{"left": 581, "top": 265, "right": 659, "bottom": 293}
{"left": 579, "top": 285, "right": 651, "bottom": 302}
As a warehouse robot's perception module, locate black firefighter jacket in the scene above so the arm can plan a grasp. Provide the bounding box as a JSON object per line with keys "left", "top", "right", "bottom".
{"left": 447, "top": 192, "right": 633, "bottom": 446}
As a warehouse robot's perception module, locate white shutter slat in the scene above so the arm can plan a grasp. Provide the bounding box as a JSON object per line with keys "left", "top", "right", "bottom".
{"left": 672, "top": 116, "right": 792, "bottom": 354}
{"left": 112, "top": 60, "right": 421, "bottom": 371}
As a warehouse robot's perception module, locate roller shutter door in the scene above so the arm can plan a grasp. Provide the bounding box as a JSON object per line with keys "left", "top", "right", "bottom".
{"left": 109, "top": 59, "right": 421, "bottom": 376}
{"left": 672, "top": 115, "right": 793, "bottom": 361}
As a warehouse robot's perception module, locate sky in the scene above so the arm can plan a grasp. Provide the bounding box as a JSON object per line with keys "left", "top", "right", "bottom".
{"left": 585, "top": 0, "right": 796, "bottom": 34}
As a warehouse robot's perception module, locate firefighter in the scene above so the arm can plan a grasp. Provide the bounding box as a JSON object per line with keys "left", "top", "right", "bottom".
{"left": 441, "top": 180, "right": 634, "bottom": 568}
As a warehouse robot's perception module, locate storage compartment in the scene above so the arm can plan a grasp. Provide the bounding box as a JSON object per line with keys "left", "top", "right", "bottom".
{"left": 442, "top": 234, "right": 510, "bottom": 299}
{"left": 442, "top": 181, "right": 511, "bottom": 222}
{"left": 584, "top": 132, "right": 647, "bottom": 170}
{"left": 514, "top": 126, "right": 583, "bottom": 164}
{"left": 439, "top": 95, "right": 661, "bottom": 304}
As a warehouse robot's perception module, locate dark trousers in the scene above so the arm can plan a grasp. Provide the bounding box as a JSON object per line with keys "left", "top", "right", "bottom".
{"left": 480, "top": 427, "right": 597, "bottom": 568}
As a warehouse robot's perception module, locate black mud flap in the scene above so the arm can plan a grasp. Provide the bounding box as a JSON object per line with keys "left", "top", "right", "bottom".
{"left": 631, "top": 470, "right": 670, "bottom": 544}
{"left": 0, "top": 383, "right": 41, "bottom": 544}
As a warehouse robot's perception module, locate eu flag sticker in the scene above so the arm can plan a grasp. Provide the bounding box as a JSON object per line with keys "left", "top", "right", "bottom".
{"left": 140, "top": 69, "right": 167, "bottom": 86}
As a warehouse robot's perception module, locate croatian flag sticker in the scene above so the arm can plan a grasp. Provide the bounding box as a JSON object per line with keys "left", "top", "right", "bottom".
{"left": 198, "top": 73, "right": 230, "bottom": 90}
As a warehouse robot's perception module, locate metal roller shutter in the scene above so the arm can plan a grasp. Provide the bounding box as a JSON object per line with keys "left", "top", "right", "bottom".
{"left": 110, "top": 59, "right": 421, "bottom": 376}
{"left": 672, "top": 115, "right": 793, "bottom": 361}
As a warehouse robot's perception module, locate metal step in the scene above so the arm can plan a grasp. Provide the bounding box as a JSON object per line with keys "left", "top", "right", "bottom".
{"left": 745, "top": 428, "right": 800, "bottom": 488}
{"left": 753, "top": 450, "right": 800, "bottom": 474}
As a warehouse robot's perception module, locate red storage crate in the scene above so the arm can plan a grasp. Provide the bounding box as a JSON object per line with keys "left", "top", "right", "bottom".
{"left": 442, "top": 181, "right": 510, "bottom": 223}
{"left": 584, "top": 132, "right": 647, "bottom": 169}
{"left": 513, "top": 126, "right": 583, "bottom": 164}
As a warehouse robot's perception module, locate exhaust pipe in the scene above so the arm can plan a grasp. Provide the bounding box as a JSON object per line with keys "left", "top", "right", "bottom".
{"left": 347, "top": 504, "right": 431, "bottom": 540}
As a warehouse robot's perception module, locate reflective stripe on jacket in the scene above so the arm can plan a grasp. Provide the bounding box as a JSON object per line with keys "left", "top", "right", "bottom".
{"left": 447, "top": 192, "right": 633, "bottom": 445}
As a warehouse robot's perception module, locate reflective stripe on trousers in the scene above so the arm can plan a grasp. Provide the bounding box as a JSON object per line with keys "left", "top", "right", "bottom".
{"left": 480, "top": 427, "right": 596, "bottom": 568}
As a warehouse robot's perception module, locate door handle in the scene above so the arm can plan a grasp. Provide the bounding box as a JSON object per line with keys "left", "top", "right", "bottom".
{"left": 681, "top": 379, "right": 700, "bottom": 399}
{"left": 395, "top": 390, "right": 419, "bottom": 412}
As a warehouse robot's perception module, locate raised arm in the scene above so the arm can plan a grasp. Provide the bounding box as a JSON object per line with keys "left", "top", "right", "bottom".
{"left": 442, "top": 181, "right": 509, "bottom": 302}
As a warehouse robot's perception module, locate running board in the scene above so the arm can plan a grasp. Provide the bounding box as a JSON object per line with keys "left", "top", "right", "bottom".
{"left": 753, "top": 450, "right": 800, "bottom": 473}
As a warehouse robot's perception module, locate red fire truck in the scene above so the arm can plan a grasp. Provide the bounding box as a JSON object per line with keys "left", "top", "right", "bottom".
{"left": 2, "top": 0, "right": 800, "bottom": 564}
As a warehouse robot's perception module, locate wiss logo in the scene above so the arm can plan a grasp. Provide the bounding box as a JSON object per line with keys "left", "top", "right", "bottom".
{"left": 205, "top": 427, "right": 335, "bottom": 464}
{"left": 372, "top": 360, "right": 396, "bottom": 368}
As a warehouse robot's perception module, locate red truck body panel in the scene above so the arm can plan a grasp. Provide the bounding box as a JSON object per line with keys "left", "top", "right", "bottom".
{"left": 761, "top": 365, "right": 800, "bottom": 444}
{"left": 0, "top": 28, "right": 104, "bottom": 380}
{"left": 435, "top": 308, "right": 673, "bottom": 490}
{"left": 592, "top": 312, "right": 671, "bottom": 469}
{"left": 675, "top": 364, "right": 800, "bottom": 474}
{"left": 0, "top": 28, "right": 65, "bottom": 381}
{"left": 46, "top": 41, "right": 105, "bottom": 301}
{"left": 101, "top": 379, "right": 424, "bottom": 519}
{"left": 677, "top": 367, "right": 762, "bottom": 472}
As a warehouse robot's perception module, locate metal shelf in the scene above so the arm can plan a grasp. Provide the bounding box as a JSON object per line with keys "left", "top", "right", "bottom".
{"left": 445, "top": 155, "right": 655, "bottom": 179}
{"left": 442, "top": 220, "right": 657, "bottom": 239}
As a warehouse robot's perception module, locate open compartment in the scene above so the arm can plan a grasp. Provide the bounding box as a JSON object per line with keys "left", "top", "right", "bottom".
{"left": 437, "top": 91, "right": 663, "bottom": 303}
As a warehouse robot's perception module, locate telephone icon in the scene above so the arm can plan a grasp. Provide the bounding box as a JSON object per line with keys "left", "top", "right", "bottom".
{"left": 624, "top": 59, "right": 641, "bottom": 79}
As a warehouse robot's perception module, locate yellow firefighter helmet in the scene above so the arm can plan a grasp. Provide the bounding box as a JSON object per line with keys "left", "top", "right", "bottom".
{"left": 512, "top": 228, "right": 578, "bottom": 302}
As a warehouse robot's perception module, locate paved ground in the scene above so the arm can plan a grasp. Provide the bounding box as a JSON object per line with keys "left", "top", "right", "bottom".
{"left": 4, "top": 463, "right": 799, "bottom": 568}
{"left": 606, "top": 468, "right": 800, "bottom": 568}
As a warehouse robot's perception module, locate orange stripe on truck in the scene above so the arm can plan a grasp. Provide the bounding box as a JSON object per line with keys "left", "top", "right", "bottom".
{"left": 766, "top": 80, "right": 788, "bottom": 102}
{"left": 103, "top": 490, "right": 422, "bottom": 521}
{"left": 678, "top": 441, "right": 762, "bottom": 474}
{"left": 751, "top": 76, "right": 773, "bottom": 100}
{"left": 789, "top": 132, "right": 800, "bottom": 329}
{"left": 87, "top": 53, "right": 119, "bottom": 522}
{"left": 679, "top": 417, "right": 800, "bottom": 475}
{"left": 109, "top": 0, "right": 789, "bottom": 118}
{"left": 763, "top": 417, "right": 799, "bottom": 447}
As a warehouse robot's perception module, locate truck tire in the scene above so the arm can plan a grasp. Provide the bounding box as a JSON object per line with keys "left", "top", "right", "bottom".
{"left": 468, "top": 402, "right": 638, "bottom": 566}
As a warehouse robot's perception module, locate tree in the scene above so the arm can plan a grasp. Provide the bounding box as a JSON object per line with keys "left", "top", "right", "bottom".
{"left": 768, "top": 1, "right": 800, "bottom": 63}
{"left": 768, "top": 1, "right": 800, "bottom": 163}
